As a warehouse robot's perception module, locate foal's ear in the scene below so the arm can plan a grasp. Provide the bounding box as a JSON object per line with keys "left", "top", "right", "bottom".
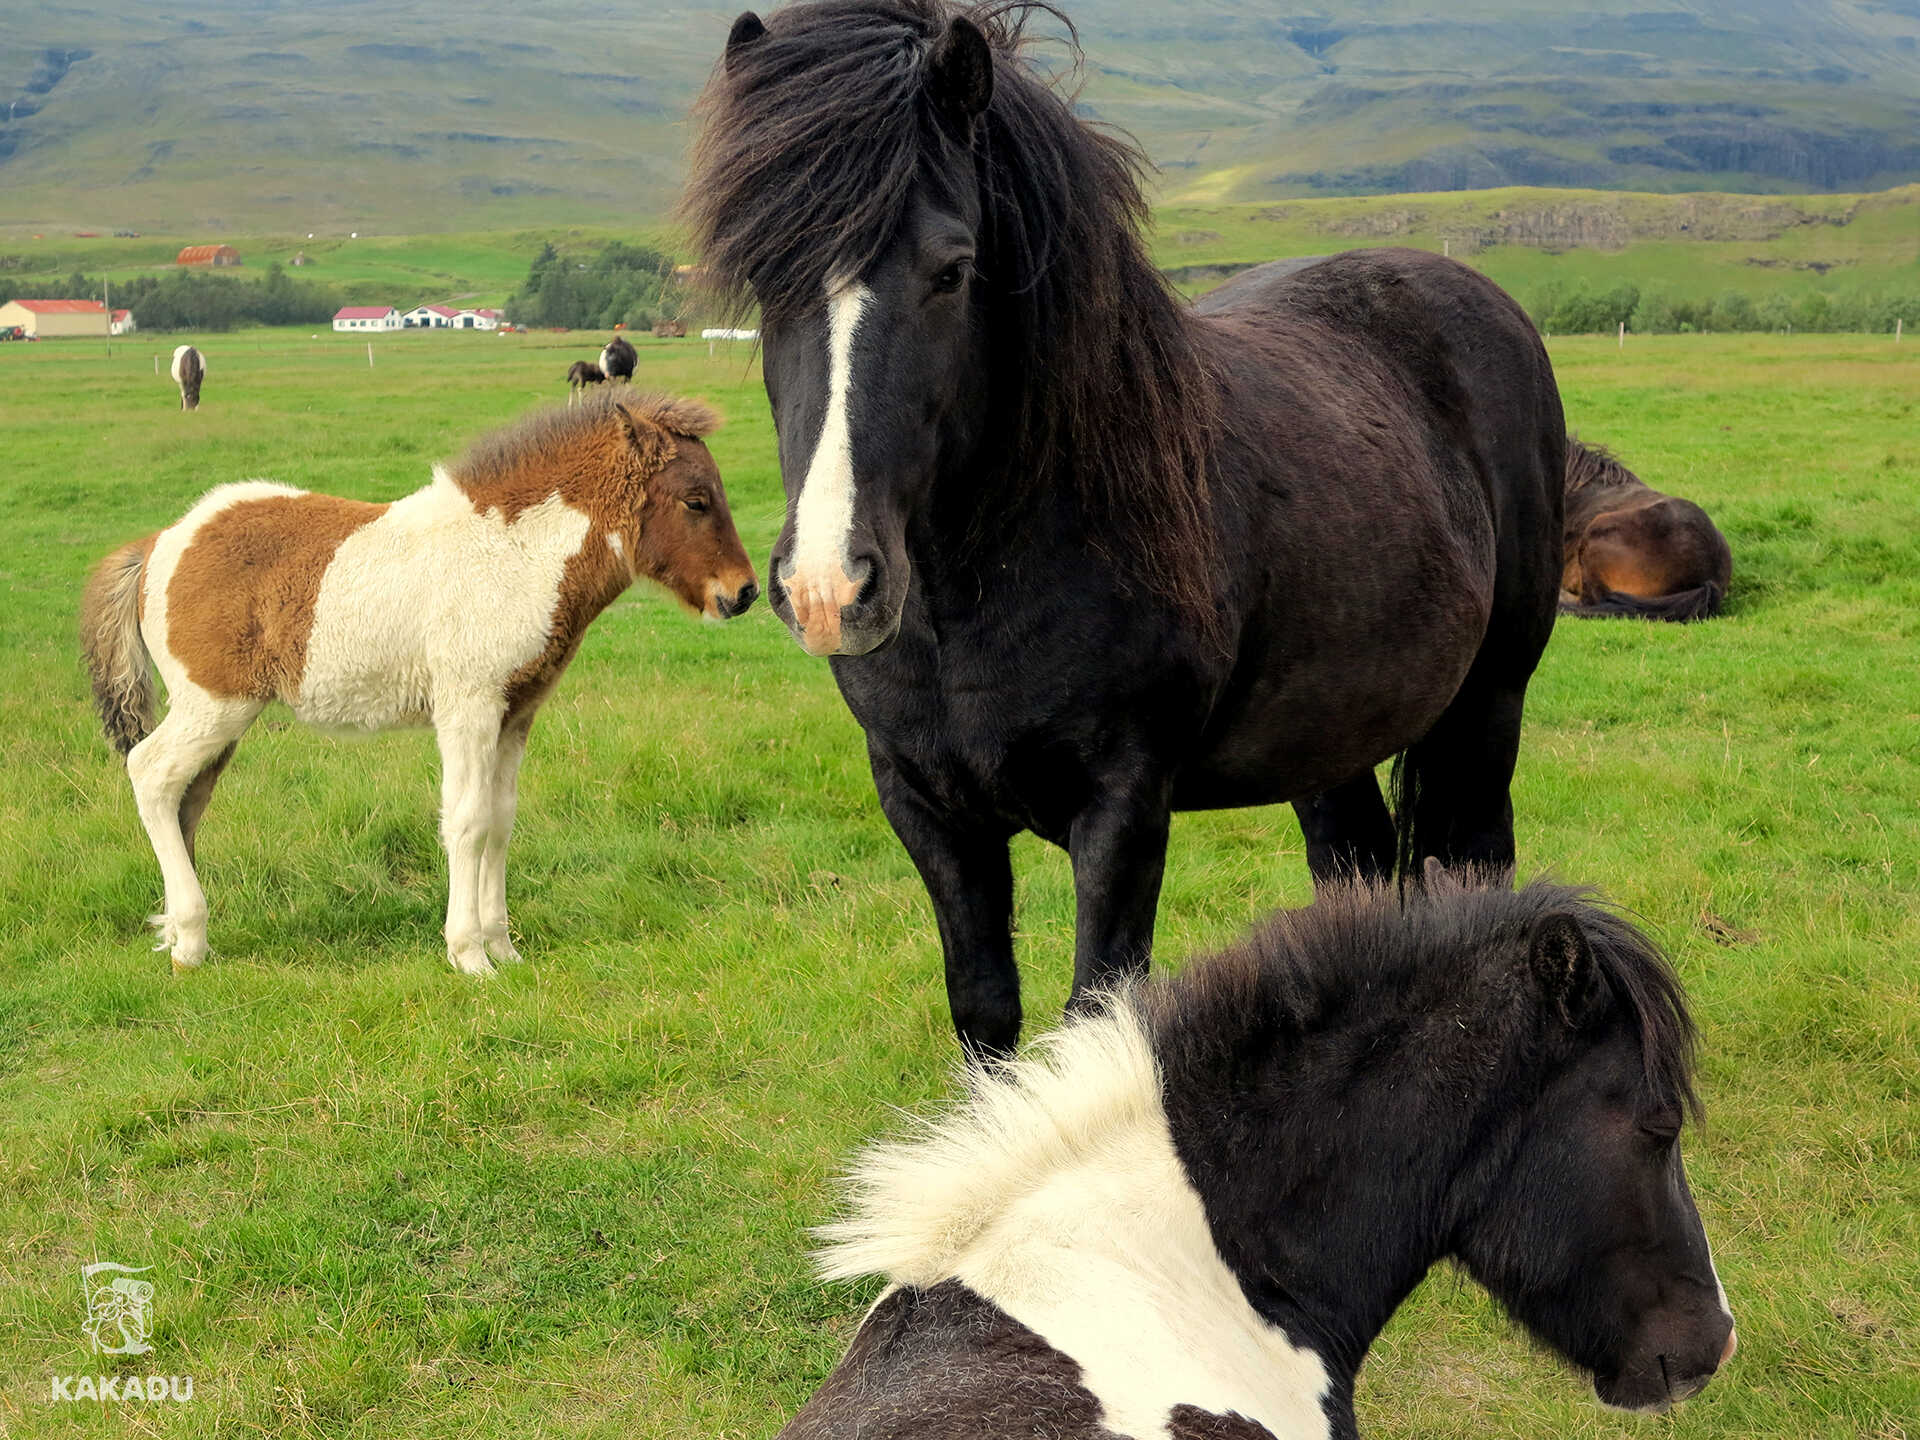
{"left": 1423, "top": 855, "right": 1469, "bottom": 897}
{"left": 725, "top": 12, "right": 767, "bottom": 71}
{"left": 614, "top": 402, "right": 673, "bottom": 474}
{"left": 1532, "top": 914, "right": 1608, "bottom": 1028}
{"left": 928, "top": 16, "right": 994, "bottom": 130}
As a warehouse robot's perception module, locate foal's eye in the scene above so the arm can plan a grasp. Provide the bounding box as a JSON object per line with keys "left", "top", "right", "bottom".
{"left": 683, "top": 496, "right": 710, "bottom": 515}
{"left": 931, "top": 260, "right": 969, "bottom": 294}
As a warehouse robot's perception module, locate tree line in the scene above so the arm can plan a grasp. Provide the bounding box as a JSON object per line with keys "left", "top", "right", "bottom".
{"left": 2, "top": 263, "right": 346, "bottom": 331}
{"left": 1530, "top": 282, "right": 1915, "bottom": 335}
{"left": 504, "top": 242, "right": 680, "bottom": 331}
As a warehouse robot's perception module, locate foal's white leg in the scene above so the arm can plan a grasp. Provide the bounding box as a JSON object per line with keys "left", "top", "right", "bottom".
{"left": 125, "top": 689, "right": 261, "bottom": 971}
{"left": 435, "top": 701, "right": 506, "bottom": 976}
{"left": 479, "top": 715, "right": 532, "bottom": 965}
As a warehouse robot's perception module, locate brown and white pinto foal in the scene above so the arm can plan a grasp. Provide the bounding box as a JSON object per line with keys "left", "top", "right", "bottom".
{"left": 81, "top": 389, "right": 757, "bottom": 974}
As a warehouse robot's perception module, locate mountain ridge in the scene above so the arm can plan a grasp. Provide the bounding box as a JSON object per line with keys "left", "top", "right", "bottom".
{"left": 3, "top": 1, "right": 1919, "bottom": 232}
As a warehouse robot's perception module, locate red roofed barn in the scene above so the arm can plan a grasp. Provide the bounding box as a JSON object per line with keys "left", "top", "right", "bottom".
{"left": 177, "top": 244, "right": 241, "bottom": 267}
{"left": 0, "top": 298, "right": 110, "bottom": 338}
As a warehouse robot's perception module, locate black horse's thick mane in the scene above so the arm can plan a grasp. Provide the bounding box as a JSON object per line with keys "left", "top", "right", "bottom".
{"left": 684, "top": 0, "right": 1219, "bottom": 622}
{"left": 1564, "top": 435, "right": 1640, "bottom": 495}
{"left": 1144, "top": 879, "right": 1701, "bottom": 1120}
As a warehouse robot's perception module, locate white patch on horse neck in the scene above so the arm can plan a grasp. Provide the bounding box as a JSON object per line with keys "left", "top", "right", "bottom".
{"left": 169, "top": 345, "right": 201, "bottom": 383}
{"left": 297, "top": 466, "right": 590, "bottom": 730}
{"left": 785, "top": 279, "right": 870, "bottom": 598}
{"left": 817, "top": 1003, "right": 1332, "bottom": 1440}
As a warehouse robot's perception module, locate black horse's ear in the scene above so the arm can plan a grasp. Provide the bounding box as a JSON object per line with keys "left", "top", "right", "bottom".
{"left": 1532, "top": 913, "right": 1607, "bottom": 1028}
{"left": 725, "top": 11, "right": 767, "bottom": 71}
{"left": 928, "top": 16, "right": 994, "bottom": 128}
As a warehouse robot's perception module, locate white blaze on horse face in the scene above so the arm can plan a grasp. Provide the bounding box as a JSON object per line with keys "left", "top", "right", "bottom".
{"left": 783, "top": 279, "right": 871, "bottom": 656}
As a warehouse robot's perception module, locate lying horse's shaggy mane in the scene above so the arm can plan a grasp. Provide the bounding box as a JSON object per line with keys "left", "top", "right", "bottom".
{"left": 683, "top": 0, "right": 1220, "bottom": 627}
{"left": 1564, "top": 435, "right": 1637, "bottom": 494}
{"left": 451, "top": 390, "right": 721, "bottom": 487}
{"left": 1143, "top": 879, "right": 1701, "bottom": 1123}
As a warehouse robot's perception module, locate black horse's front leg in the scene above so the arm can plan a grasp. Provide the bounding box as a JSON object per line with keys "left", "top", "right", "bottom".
{"left": 871, "top": 755, "right": 1020, "bottom": 1060}
{"left": 1066, "top": 787, "right": 1172, "bottom": 1009}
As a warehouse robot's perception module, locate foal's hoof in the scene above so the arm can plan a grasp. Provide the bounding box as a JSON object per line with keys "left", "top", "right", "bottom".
{"left": 151, "top": 914, "right": 207, "bottom": 972}
{"left": 447, "top": 942, "right": 497, "bottom": 977}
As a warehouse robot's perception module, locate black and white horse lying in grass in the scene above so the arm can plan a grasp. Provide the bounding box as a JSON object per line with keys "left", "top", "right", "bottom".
{"left": 783, "top": 879, "right": 1735, "bottom": 1438}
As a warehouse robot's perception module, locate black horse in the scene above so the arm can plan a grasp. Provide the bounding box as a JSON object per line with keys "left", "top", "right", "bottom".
{"left": 782, "top": 880, "right": 1735, "bottom": 1437}
{"left": 688, "top": 1, "right": 1564, "bottom": 1055}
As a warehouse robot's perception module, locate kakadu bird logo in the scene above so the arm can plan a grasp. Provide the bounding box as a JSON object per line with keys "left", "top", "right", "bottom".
{"left": 81, "top": 1262, "right": 155, "bottom": 1355}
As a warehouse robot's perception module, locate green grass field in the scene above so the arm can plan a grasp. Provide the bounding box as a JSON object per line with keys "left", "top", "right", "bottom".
{"left": 0, "top": 323, "right": 1915, "bottom": 1437}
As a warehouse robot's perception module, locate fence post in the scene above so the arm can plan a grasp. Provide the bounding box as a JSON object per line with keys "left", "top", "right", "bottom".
{"left": 367, "top": 342, "right": 375, "bottom": 368}
{"left": 1898, "top": 318, "right": 1905, "bottom": 343}
{"left": 1618, "top": 321, "right": 1624, "bottom": 350}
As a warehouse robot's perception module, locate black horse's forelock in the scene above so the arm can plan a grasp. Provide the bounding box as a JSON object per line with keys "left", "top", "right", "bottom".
{"left": 1145, "top": 880, "right": 1701, "bottom": 1122}
{"left": 683, "top": 0, "right": 1221, "bottom": 627}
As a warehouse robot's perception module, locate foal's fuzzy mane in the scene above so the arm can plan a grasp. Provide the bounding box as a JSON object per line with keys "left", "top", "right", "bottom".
{"left": 1564, "top": 435, "right": 1642, "bottom": 495}
{"left": 684, "top": 0, "right": 1220, "bottom": 627}
{"left": 816, "top": 881, "right": 1698, "bottom": 1288}
{"left": 450, "top": 389, "right": 720, "bottom": 487}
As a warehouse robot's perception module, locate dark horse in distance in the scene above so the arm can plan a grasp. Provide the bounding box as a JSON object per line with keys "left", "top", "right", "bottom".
{"left": 687, "top": 0, "right": 1565, "bottom": 1055}
{"left": 1561, "top": 438, "right": 1732, "bottom": 621}
{"left": 782, "top": 881, "right": 1735, "bottom": 1436}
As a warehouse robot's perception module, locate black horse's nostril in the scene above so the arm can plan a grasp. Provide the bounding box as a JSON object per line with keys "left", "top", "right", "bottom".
{"left": 851, "top": 558, "right": 881, "bottom": 609}
{"left": 733, "top": 580, "right": 758, "bottom": 615}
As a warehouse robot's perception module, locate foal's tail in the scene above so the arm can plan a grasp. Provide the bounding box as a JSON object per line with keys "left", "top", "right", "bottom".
{"left": 1559, "top": 581, "right": 1723, "bottom": 623}
{"left": 80, "top": 538, "right": 158, "bottom": 755}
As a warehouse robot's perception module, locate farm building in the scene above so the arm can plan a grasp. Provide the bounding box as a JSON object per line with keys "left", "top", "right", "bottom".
{"left": 177, "top": 244, "right": 241, "bottom": 267}
{"left": 401, "top": 304, "right": 501, "bottom": 330}
{"left": 111, "top": 309, "right": 135, "bottom": 335}
{"left": 332, "top": 305, "right": 401, "bottom": 332}
{"left": 0, "top": 298, "right": 109, "bottom": 338}
{"left": 402, "top": 303, "right": 462, "bottom": 328}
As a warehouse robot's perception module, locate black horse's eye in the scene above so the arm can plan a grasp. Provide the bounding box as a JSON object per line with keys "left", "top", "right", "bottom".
{"left": 931, "top": 260, "right": 969, "bottom": 294}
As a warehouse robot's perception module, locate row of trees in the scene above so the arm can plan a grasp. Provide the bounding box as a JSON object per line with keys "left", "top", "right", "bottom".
{"left": 504, "top": 242, "right": 680, "bottom": 331}
{"left": 1531, "top": 282, "right": 1915, "bottom": 335}
{"left": 3, "top": 263, "right": 346, "bottom": 331}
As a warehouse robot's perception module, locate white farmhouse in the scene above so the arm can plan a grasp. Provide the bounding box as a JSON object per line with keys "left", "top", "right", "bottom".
{"left": 332, "top": 305, "right": 401, "bottom": 332}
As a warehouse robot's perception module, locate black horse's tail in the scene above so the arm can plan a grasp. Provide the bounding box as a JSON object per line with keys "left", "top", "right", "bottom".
{"left": 1559, "top": 582, "right": 1723, "bottom": 623}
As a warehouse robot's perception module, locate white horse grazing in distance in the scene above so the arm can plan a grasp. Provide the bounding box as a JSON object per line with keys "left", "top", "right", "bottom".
{"left": 81, "top": 389, "right": 758, "bottom": 974}
{"left": 170, "top": 345, "right": 205, "bottom": 410}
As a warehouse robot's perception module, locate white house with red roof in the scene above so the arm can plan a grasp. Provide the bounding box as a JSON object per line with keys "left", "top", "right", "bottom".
{"left": 111, "top": 309, "right": 136, "bottom": 335}
{"left": 0, "top": 298, "right": 110, "bottom": 338}
{"left": 332, "top": 305, "right": 401, "bottom": 332}
{"left": 402, "top": 302, "right": 503, "bottom": 331}
{"left": 402, "top": 303, "right": 462, "bottom": 329}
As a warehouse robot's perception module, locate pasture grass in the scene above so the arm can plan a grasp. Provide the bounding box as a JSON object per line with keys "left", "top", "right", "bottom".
{"left": 0, "top": 326, "right": 1915, "bottom": 1436}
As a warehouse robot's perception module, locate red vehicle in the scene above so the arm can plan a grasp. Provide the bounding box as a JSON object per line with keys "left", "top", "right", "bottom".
{"left": 0, "top": 325, "right": 27, "bottom": 342}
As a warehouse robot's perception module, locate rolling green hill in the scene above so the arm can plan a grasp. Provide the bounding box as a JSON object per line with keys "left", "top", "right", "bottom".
{"left": 4, "top": 1, "right": 1920, "bottom": 234}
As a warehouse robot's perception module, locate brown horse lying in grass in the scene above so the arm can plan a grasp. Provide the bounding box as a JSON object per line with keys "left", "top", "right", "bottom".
{"left": 81, "top": 389, "right": 757, "bottom": 975}
{"left": 1561, "top": 439, "right": 1732, "bottom": 621}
